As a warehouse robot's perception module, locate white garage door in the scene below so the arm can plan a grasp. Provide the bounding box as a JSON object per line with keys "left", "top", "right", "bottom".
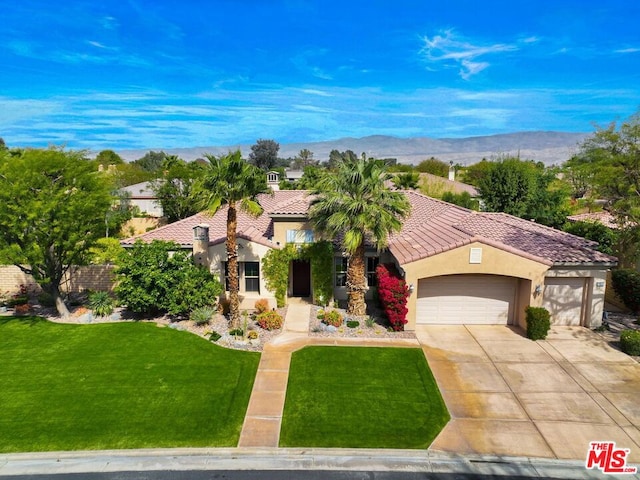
{"left": 542, "top": 277, "right": 584, "bottom": 326}
{"left": 417, "top": 275, "right": 517, "bottom": 325}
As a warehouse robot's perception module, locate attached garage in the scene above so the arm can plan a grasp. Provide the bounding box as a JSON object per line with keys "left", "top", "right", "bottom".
{"left": 542, "top": 277, "right": 585, "bottom": 326}
{"left": 416, "top": 274, "right": 518, "bottom": 325}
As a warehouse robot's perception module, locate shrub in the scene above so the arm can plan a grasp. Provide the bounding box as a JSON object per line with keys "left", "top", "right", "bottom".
{"left": 254, "top": 299, "right": 270, "bottom": 314}
{"left": 525, "top": 306, "right": 551, "bottom": 340}
{"left": 316, "top": 309, "right": 325, "bottom": 319}
{"left": 376, "top": 264, "right": 409, "bottom": 331}
{"left": 115, "top": 240, "right": 222, "bottom": 316}
{"left": 14, "top": 303, "right": 31, "bottom": 315}
{"left": 256, "top": 310, "right": 283, "bottom": 330}
{"left": 37, "top": 292, "right": 55, "bottom": 307}
{"left": 346, "top": 320, "right": 360, "bottom": 328}
{"left": 88, "top": 291, "right": 115, "bottom": 317}
{"left": 323, "top": 310, "right": 343, "bottom": 327}
{"left": 620, "top": 330, "right": 640, "bottom": 356}
{"left": 208, "top": 331, "right": 221, "bottom": 342}
{"left": 611, "top": 269, "right": 640, "bottom": 313}
{"left": 190, "top": 306, "right": 216, "bottom": 326}
{"left": 229, "top": 328, "right": 244, "bottom": 337}
{"left": 247, "top": 330, "right": 259, "bottom": 340}
{"left": 365, "top": 316, "right": 376, "bottom": 328}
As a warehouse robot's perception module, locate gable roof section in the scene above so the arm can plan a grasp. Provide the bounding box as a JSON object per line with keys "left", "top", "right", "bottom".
{"left": 122, "top": 189, "right": 616, "bottom": 267}
{"left": 121, "top": 190, "right": 312, "bottom": 248}
{"left": 388, "top": 191, "right": 616, "bottom": 266}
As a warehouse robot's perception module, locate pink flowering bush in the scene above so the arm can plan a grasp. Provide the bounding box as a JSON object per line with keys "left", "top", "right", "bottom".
{"left": 376, "top": 264, "right": 409, "bottom": 331}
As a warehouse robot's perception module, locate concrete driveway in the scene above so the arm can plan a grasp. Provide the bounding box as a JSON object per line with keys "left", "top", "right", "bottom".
{"left": 416, "top": 325, "right": 640, "bottom": 463}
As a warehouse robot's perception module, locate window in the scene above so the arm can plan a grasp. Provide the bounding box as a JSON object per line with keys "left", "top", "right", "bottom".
{"left": 244, "top": 262, "right": 260, "bottom": 292}
{"left": 335, "top": 257, "right": 348, "bottom": 287}
{"left": 367, "top": 257, "right": 379, "bottom": 287}
{"left": 286, "top": 229, "right": 314, "bottom": 244}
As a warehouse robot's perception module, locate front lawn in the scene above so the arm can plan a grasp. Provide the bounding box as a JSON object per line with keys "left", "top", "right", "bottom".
{"left": 0, "top": 317, "right": 260, "bottom": 453}
{"left": 280, "top": 346, "right": 449, "bottom": 449}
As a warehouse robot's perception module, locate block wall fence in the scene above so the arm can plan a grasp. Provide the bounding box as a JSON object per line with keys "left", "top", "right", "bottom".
{"left": 0, "top": 265, "right": 116, "bottom": 295}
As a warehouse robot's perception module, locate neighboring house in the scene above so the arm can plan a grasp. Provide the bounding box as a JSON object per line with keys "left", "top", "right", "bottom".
{"left": 567, "top": 211, "right": 618, "bottom": 229}
{"left": 120, "top": 181, "right": 163, "bottom": 218}
{"left": 122, "top": 189, "right": 615, "bottom": 330}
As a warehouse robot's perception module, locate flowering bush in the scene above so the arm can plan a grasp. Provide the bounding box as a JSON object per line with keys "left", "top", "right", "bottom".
{"left": 376, "top": 264, "right": 409, "bottom": 331}
{"left": 254, "top": 298, "right": 270, "bottom": 314}
{"left": 256, "top": 310, "right": 283, "bottom": 330}
{"left": 323, "top": 309, "right": 343, "bottom": 327}
{"left": 14, "top": 303, "right": 32, "bottom": 315}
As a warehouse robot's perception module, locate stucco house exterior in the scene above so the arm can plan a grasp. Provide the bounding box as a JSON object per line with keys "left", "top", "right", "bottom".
{"left": 122, "top": 190, "right": 616, "bottom": 331}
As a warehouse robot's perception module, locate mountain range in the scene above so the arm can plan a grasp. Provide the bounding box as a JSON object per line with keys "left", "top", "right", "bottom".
{"left": 116, "top": 131, "right": 588, "bottom": 166}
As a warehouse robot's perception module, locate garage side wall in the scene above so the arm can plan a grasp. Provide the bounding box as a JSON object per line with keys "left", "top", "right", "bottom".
{"left": 544, "top": 268, "right": 608, "bottom": 328}
{"left": 401, "top": 242, "right": 550, "bottom": 330}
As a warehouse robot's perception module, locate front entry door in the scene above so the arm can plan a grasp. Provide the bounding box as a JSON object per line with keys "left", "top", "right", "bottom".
{"left": 292, "top": 260, "right": 311, "bottom": 297}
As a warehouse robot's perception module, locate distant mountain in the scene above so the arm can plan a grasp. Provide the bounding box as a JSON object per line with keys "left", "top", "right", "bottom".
{"left": 116, "top": 131, "right": 588, "bottom": 166}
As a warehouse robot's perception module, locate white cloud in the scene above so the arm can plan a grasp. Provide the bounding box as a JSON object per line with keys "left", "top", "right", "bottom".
{"left": 421, "top": 29, "right": 518, "bottom": 79}
{"left": 614, "top": 47, "right": 640, "bottom": 54}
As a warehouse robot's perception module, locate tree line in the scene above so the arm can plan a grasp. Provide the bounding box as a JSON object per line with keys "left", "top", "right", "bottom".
{"left": 1, "top": 111, "right": 639, "bottom": 319}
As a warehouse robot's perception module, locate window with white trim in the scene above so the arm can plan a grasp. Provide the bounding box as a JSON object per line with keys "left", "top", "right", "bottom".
{"left": 286, "top": 229, "right": 314, "bottom": 244}
{"left": 244, "top": 262, "right": 260, "bottom": 293}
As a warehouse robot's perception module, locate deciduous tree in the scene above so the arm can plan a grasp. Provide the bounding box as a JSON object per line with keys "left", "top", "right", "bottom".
{"left": 248, "top": 139, "right": 280, "bottom": 171}
{"left": 0, "top": 147, "right": 112, "bottom": 318}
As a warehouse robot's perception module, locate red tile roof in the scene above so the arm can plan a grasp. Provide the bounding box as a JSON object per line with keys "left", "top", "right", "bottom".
{"left": 567, "top": 211, "right": 619, "bottom": 229}
{"left": 123, "top": 190, "right": 616, "bottom": 266}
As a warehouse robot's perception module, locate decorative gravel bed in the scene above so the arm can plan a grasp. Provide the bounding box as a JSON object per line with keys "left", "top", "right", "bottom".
{"left": 14, "top": 303, "right": 286, "bottom": 352}
{"left": 308, "top": 304, "right": 415, "bottom": 339}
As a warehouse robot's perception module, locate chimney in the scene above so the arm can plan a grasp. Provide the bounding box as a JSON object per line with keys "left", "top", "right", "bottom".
{"left": 448, "top": 161, "right": 455, "bottom": 181}
{"left": 267, "top": 171, "right": 280, "bottom": 191}
{"left": 192, "top": 224, "right": 210, "bottom": 267}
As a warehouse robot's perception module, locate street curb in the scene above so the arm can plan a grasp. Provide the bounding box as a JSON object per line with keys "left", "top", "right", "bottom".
{"left": 0, "top": 448, "right": 617, "bottom": 479}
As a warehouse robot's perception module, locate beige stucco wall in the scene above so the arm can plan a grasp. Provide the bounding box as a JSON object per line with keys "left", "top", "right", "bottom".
{"left": 544, "top": 267, "right": 609, "bottom": 328}
{"left": 271, "top": 219, "right": 315, "bottom": 246}
{"left": 207, "top": 239, "right": 278, "bottom": 310}
{"left": 401, "top": 241, "right": 551, "bottom": 330}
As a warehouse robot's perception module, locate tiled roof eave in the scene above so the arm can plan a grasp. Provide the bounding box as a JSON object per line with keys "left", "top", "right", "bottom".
{"left": 552, "top": 261, "right": 618, "bottom": 268}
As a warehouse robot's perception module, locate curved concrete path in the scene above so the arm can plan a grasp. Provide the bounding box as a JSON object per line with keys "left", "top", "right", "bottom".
{"left": 239, "top": 304, "right": 640, "bottom": 465}
{"left": 238, "top": 303, "right": 418, "bottom": 447}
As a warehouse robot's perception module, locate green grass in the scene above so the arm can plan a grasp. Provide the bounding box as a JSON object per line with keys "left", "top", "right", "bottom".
{"left": 280, "top": 346, "right": 450, "bottom": 449}
{"left": 0, "top": 316, "right": 260, "bottom": 453}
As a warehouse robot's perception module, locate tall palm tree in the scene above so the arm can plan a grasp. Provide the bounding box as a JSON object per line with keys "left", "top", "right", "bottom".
{"left": 309, "top": 154, "right": 411, "bottom": 315}
{"left": 197, "top": 151, "right": 269, "bottom": 327}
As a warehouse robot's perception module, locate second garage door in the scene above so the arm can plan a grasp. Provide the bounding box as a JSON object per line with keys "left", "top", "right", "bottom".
{"left": 542, "top": 277, "right": 585, "bottom": 326}
{"left": 417, "top": 274, "right": 517, "bottom": 325}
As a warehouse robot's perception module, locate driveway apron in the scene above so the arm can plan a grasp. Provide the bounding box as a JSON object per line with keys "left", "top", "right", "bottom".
{"left": 417, "top": 325, "right": 640, "bottom": 462}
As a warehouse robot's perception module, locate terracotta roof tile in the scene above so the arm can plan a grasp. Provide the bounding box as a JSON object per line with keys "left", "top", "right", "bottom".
{"left": 567, "top": 211, "right": 619, "bottom": 229}
{"left": 123, "top": 189, "right": 616, "bottom": 267}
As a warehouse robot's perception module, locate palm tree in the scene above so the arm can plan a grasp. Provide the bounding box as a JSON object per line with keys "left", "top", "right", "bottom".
{"left": 392, "top": 172, "right": 420, "bottom": 190}
{"left": 197, "top": 151, "right": 269, "bottom": 327}
{"left": 309, "top": 154, "right": 411, "bottom": 315}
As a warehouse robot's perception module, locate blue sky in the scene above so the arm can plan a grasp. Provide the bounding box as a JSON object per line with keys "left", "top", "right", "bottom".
{"left": 1, "top": 0, "right": 639, "bottom": 150}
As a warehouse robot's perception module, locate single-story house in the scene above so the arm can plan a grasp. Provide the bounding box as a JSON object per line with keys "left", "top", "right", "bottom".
{"left": 122, "top": 189, "right": 616, "bottom": 330}
{"left": 120, "top": 181, "right": 163, "bottom": 218}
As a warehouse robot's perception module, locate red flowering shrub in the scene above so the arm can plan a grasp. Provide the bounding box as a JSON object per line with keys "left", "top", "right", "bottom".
{"left": 14, "top": 303, "right": 32, "bottom": 315}
{"left": 376, "top": 264, "right": 409, "bottom": 331}
{"left": 256, "top": 310, "right": 283, "bottom": 330}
